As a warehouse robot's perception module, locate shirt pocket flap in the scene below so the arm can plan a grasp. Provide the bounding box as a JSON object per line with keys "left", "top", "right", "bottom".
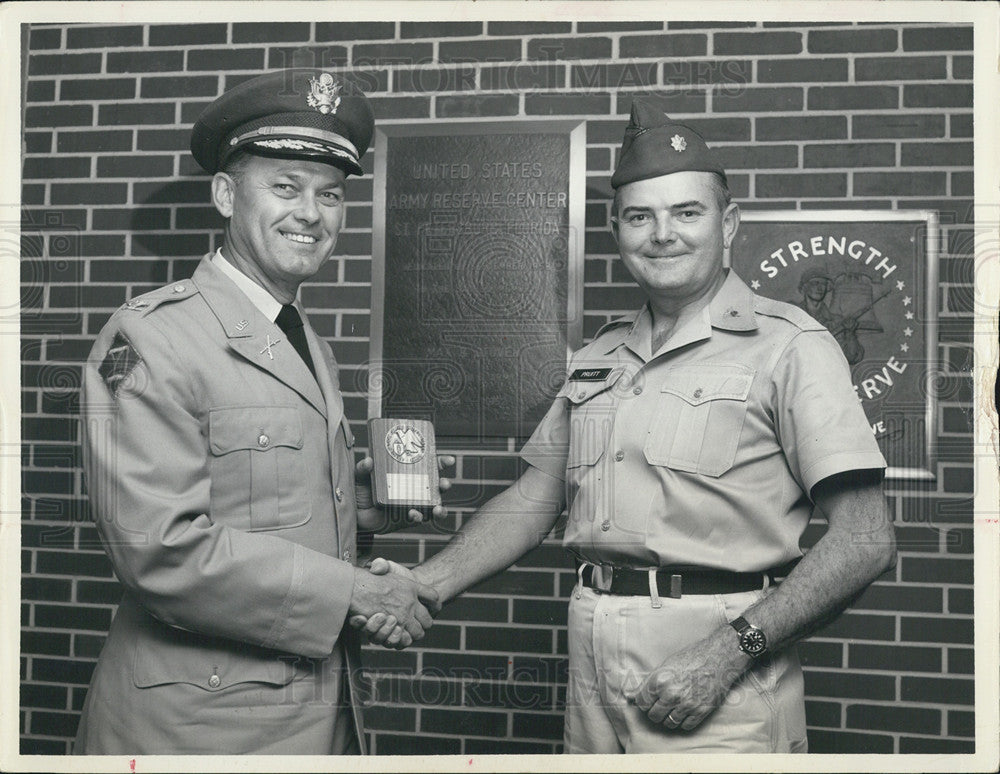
{"left": 208, "top": 406, "right": 304, "bottom": 454}
{"left": 661, "top": 365, "right": 755, "bottom": 406}
{"left": 133, "top": 622, "right": 299, "bottom": 691}
{"left": 558, "top": 369, "right": 625, "bottom": 405}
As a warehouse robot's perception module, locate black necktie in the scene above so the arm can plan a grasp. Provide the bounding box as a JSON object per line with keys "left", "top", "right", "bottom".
{"left": 275, "top": 304, "right": 317, "bottom": 380}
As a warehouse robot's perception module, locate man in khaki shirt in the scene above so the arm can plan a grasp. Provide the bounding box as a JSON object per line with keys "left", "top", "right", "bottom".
{"left": 356, "top": 101, "right": 897, "bottom": 753}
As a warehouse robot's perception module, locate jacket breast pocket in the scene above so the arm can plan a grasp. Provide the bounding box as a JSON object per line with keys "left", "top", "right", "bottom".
{"left": 562, "top": 373, "right": 623, "bottom": 469}
{"left": 643, "top": 365, "right": 755, "bottom": 477}
{"left": 208, "top": 406, "right": 311, "bottom": 531}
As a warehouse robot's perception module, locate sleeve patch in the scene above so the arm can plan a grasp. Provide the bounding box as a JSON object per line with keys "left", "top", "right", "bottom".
{"left": 98, "top": 331, "right": 142, "bottom": 396}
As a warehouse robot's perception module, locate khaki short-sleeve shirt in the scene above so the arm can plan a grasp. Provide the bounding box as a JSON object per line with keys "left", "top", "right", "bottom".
{"left": 521, "top": 271, "right": 886, "bottom": 572}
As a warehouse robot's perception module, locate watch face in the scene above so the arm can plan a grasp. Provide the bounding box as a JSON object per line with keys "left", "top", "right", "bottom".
{"left": 740, "top": 628, "right": 767, "bottom": 656}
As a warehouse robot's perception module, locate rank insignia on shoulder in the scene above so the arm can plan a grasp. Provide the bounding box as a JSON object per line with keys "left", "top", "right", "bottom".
{"left": 569, "top": 368, "right": 612, "bottom": 381}
{"left": 98, "top": 331, "right": 142, "bottom": 397}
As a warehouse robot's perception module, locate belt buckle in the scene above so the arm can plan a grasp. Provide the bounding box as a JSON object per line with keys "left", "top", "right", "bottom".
{"left": 591, "top": 564, "right": 614, "bottom": 593}
{"left": 668, "top": 573, "right": 682, "bottom": 599}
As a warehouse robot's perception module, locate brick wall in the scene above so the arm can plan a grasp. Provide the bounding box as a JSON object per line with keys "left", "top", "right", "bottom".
{"left": 20, "top": 21, "right": 976, "bottom": 755}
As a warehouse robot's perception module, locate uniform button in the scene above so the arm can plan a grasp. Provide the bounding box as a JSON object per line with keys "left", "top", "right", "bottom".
{"left": 342, "top": 549, "right": 351, "bottom": 561}
{"left": 172, "top": 284, "right": 185, "bottom": 293}
{"left": 335, "top": 487, "right": 344, "bottom": 502}
{"left": 257, "top": 434, "right": 270, "bottom": 448}
{"left": 614, "top": 450, "right": 625, "bottom": 462}
{"left": 576, "top": 391, "right": 586, "bottom": 400}
{"left": 208, "top": 674, "right": 221, "bottom": 688}
{"left": 633, "top": 386, "right": 643, "bottom": 395}
{"left": 693, "top": 388, "right": 703, "bottom": 399}
{"left": 601, "top": 520, "right": 611, "bottom": 532}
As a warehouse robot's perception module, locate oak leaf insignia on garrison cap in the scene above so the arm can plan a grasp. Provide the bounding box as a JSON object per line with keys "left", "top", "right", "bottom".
{"left": 611, "top": 99, "right": 727, "bottom": 189}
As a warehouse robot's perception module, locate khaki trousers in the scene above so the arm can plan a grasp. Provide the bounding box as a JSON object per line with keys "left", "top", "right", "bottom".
{"left": 564, "top": 584, "right": 808, "bottom": 753}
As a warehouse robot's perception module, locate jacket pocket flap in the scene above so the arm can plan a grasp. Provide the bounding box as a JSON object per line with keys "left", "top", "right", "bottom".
{"left": 133, "top": 622, "right": 299, "bottom": 691}
{"left": 209, "top": 406, "right": 303, "bottom": 454}
{"left": 660, "top": 365, "right": 755, "bottom": 405}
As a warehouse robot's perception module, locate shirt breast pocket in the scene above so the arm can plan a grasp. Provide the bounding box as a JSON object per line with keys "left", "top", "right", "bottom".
{"left": 643, "top": 365, "right": 755, "bottom": 477}
{"left": 562, "top": 373, "right": 623, "bottom": 469}
{"left": 208, "top": 406, "right": 311, "bottom": 531}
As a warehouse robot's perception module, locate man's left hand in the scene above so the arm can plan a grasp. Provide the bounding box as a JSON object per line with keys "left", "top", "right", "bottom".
{"left": 355, "top": 454, "right": 454, "bottom": 531}
{"left": 627, "top": 628, "right": 750, "bottom": 732}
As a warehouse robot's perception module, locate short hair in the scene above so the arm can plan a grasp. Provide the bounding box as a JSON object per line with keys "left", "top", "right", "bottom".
{"left": 612, "top": 171, "right": 732, "bottom": 219}
{"left": 219, "top": 149, "right": 253, "bottom": 184}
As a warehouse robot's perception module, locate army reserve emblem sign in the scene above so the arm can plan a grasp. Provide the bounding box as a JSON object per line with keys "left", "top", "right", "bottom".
{"left": 384, "top": 423, "right": 426, "bottom": 465}
{"left": 730, "top": 210, "right": 939, "bottom": 480}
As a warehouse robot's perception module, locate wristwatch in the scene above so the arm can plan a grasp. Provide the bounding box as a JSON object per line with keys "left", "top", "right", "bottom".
{"left": 730, "top": 616, "right": 768, "bottom": 658}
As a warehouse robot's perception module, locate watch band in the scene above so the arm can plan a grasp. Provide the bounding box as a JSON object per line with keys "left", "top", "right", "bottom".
{"left": 730, "top": 616, "right": 768, "bottom": 657}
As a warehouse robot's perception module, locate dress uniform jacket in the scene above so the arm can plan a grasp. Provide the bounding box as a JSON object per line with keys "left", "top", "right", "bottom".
{"left": 74, "top": 255, "right": 366, "bottom": 754}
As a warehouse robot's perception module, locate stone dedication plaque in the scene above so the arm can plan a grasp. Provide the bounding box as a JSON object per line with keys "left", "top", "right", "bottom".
{"left": 369, "top": 122, "right": 585, "bottom": 439}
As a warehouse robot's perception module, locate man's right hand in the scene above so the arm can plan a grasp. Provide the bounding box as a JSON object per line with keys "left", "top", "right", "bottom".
{"left": 349, "top": 558, "right": 438, "bottom": 649}
{"left": 348, "top": 564, "right": 439, "bottom": 648}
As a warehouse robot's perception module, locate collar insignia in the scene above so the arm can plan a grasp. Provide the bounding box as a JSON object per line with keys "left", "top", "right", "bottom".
{"left": 670, "top": 134, "right": 687, "bottom": 152}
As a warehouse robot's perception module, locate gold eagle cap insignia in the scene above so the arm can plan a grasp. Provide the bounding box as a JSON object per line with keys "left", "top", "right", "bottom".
{"left": 307, "top": 72, "right": 343, "bottom": 115}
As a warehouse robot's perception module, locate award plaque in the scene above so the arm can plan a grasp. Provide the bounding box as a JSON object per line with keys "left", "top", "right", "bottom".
{"left": 368, "top": 418, "right": 441, "bottom": 508}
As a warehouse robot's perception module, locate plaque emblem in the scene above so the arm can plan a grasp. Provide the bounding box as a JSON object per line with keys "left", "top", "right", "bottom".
{"left": 307, "top": 72, "right": 342, "bottom": 115}
{"left": 384, "top": 423, "right": 426, "bottom": 465}
{"left": 670, "top": 134, "right": 687, "bottom": 152}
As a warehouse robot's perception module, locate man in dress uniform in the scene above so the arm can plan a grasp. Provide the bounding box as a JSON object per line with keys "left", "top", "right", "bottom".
{"left": 356, "top": 101, "right": 897, "bottom": 753}
{"left": 74, "top": 70, "right": 441, "bottom": 755}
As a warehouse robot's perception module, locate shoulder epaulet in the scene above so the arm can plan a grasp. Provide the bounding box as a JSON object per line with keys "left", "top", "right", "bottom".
{"left": 752, "top": 294, "right": 825, "bottom": 332}
{"left": 117, "top": 279, "right": 199, "bottom": 318}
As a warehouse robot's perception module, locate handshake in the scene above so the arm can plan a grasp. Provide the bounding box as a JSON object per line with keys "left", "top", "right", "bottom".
{"left": 347, "top": 558, "right": 439, "bottom": 649}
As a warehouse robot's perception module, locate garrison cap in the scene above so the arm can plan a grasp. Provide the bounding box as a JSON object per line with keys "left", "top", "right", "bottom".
{"left": 611, "top": 100, "right": 727, "bottom": 189}
{"left": 191, "top": 70, "right": 374, "bottom": 176}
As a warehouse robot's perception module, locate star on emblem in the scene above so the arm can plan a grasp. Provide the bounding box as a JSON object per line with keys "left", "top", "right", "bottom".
{"left": 902, "top": 296, "right": 912, "bottom": 306}
{"left": 896, "top": 280, "right": 906, "bottom": 291}
{"left": 307, "top": 72, "right": 342, "bottom": 115}
{"left": 900, "top": 343, "right": 910, "bottom": 353}
{"left": 905, "top": 311, "right": 914, "bottom": 320}
{"left": 670, "top": 134, "right": 687, "bottom": 152}
{"left": 903, "top": 327, "right": 913, "bottom": 337}
{"left": 750, "top": 279, "right": 761, "bottom": 290}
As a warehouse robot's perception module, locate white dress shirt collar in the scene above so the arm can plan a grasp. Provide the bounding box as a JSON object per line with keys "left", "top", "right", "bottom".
{"left": 211, "top": 249, "right": 289, "bottom": 323}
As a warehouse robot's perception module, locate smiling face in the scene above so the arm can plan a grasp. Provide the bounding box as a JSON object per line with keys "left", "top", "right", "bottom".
{"left": 212, "top": 154, "right": 347, "bottom": 303}
{"left": 612, "top": 171, "right": 739, "bottom": 314}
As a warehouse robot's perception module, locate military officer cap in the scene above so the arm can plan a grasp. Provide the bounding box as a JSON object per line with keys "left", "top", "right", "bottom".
{"left": 611, "top": 99, "right": 727, "bottom": 189}
{"left": 191, "top": 69, "right": 375, "bottom": 177}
